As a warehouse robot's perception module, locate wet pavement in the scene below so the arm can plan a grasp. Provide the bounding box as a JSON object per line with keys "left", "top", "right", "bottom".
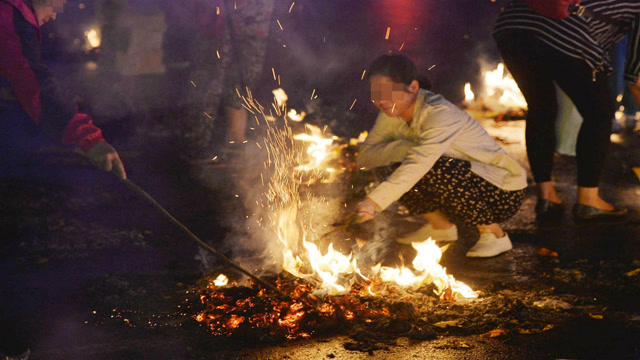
{"left": 2, "top": 1, "right": 640, "bottom": 359}
{"left": 2, "top": 110, "right": 640, "bottom": 360}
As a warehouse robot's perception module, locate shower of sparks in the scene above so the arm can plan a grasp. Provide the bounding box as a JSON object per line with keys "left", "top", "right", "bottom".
{"left": 361, "top": 69, "right": 366, "bottom": 80}
{"left": 277, "top": 19, "right": 283, "bottom": 30}
{"left": 385, "top": 27, "right": 391, "bottom": 40}
{"left": 349, "top": 98, "right": 357, "bottom": 110}
{"left": 289, "top": 1, "right": 295, "bottom": 13}
{"left": 214, "top": 88, "right": 480, "bottom": 299}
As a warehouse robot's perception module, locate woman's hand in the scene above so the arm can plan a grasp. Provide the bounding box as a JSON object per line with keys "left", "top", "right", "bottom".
{"left": 354, "top": 197, "right": 380, "bottom": 222}
{"left": 85, "top": 141, "right": 127, "bottom": 179}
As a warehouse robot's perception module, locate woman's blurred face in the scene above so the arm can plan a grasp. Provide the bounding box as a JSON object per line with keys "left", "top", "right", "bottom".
{"left": 370, "top": 75, "right": 418, "bottom": 120}
{"left": 34, "top": 0, "right": 66, "bottom": 25}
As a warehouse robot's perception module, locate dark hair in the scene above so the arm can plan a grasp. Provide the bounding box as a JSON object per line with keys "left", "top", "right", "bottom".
{"left": 367, "top": 53, "right": 430, "bottom": 89}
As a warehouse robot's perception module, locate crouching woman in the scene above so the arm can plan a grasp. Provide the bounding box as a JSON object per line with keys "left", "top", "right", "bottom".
{"left": 355, "top": 53, "right": 527, "bottom": 258}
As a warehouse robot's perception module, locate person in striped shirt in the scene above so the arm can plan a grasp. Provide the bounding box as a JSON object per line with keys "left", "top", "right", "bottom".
{"left": 493, "top": 0, "right": 640, "bottom": 221}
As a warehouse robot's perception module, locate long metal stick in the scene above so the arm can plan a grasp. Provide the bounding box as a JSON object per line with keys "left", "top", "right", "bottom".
{"left": 120, "top": 178, "right": 285, "bottom": 297}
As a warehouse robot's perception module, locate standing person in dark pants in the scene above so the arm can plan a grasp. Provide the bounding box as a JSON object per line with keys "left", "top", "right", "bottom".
{"left": 493, "top": 0, "right": 640, "bottom": 221}
{"left": 354, "top": 54, "right": 527, "bottom": 258}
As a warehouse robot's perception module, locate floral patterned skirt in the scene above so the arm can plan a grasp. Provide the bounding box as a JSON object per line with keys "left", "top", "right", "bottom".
{"left": 374, "top": 157, "right": 526, "bottom": 226}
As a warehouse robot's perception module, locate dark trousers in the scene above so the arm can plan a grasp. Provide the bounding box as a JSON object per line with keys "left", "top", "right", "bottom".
{"left": 495, "top": 30, "right": 615, "bottom": 187}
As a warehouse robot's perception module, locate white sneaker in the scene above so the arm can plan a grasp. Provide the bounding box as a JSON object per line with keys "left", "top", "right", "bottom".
{"left": 466, "top": 232, "right": 512, "bottom": 258}
{"left": 395, "top": 223, "right": 458, "bottom": 244}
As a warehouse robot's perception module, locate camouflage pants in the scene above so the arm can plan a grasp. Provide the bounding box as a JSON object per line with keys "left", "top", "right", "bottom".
{"left": 179, "top": 0, "right": 274, "bottom": 160}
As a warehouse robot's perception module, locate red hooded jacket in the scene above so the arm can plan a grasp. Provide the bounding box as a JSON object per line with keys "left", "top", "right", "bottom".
{"left": 0, "top": 0, "right": 104, "bottom": 151}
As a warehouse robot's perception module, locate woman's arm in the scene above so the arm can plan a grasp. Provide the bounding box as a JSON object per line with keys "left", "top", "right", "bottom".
{"left": 357, "top": 113, "right": 415, "bottom": 169}
{"left": 367, "top": 105, "right": 463, "bottom": 211}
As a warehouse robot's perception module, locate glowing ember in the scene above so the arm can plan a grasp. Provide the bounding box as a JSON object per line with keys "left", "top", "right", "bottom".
{"left": 85, "top": 28, "right": 101, "bottom": 49}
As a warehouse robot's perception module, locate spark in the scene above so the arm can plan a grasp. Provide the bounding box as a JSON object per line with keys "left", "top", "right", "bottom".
{"left": 392, "top": 103, "right": 396, "bottom": 113}
{"left": 190, "top": 81, "right": 196, "bottom": 87}
{"left": 242, "top": 103, "right": 256, "bottom": 114}
{"left": 216, "top": 6, "right": 220, "bottom": 15}
{"left": 216, "top": 50, "right": 220, "bottom": 59}
{"left": 310, "top": 89, "right": 316, "bottom": 100}
{"left": 289, "top": 2, "right": 295, "bottom": 13}
{"left": 361, "top": 69, "right": 366, "bottom": 80}
{"left": 428, "top": 64, "right": 436, "bottom": 71}
{"left": 277, "top": 19, "right": 283, "bottom": 30}
{"left": 349, "top": 98, "right": 357, "bottom": 110}
{"left": 204, "top": 112, "right": 212, "bottom": 118}
{"left": 385, "top": 27, "right": 391, "bottom": 40}
{"left": 399, "top": 43, "right": 405, "bottom": 51}
{"left": 272, "top": 67, "right": 277, "bottom": 81}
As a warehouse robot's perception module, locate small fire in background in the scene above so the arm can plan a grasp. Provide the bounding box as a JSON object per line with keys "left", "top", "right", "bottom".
{"left": 85, "top": 28, "right": 101, "bottom": 49}
{"left": 463, "top": 63, "right": 527, "bottom": 121}
{"left": 195, "top": 88, "right": 478, "bottom": 340}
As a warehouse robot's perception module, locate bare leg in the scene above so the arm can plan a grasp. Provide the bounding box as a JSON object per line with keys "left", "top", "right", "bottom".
{"left": 577, "top": 186, "right": 614, "bottom": 210}
{"left": 225, "top": 107, "right": 248, "bottom": 143}
{"left": 476, "top": 223, "right": 505, "bottom": 238}
{"left": 537, "top": 181, "right": 562, "bottom": 204}
{"left": 419, "top": 210, "right": 454, "bottom": 229}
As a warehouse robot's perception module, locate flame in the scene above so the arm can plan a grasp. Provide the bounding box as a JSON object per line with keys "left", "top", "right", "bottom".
{"left": 377, "top": 240, "right": 479, "bottom": 299}
{"left": 292, "top": 123, "right": 343, "bottom": 184}
{"left": 218, "top": 88, "right": 477, "bottom": 302}
{"left": 482, "top": 63, "right": 527, "bottom": 111}
{"left": 349, "top": 131, "right": 368, "bottom": 146}
{"left": 85, "top": 28, "right": 101, "bottom": 48}
{"left": 212, "top": 274, "right": 229, "bottom": 287}
{"left": 287, "top": 109, "right": 306, "bottom": 122}
{"left": 464, "top": 82, "right": 475, "bottom": 103}
{"left": 272, "top": 88, "right": 288, "bottom": 107}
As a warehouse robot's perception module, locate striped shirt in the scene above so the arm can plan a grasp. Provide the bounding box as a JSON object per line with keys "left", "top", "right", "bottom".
{"left": 494, "top": 0, "right": 640, "bottom": 83}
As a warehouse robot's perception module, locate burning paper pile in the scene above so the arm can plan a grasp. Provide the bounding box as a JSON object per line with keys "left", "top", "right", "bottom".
{"left": 195, "top": 88, "right": 478, "bottom": 339}
{"left": 463, "top": 63, "right": 527, "bottom": 118}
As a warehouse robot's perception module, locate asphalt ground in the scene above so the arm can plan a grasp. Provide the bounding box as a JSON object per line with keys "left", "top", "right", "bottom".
{"left": 1, "top": 112, "right": 640, "bottom": 359}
